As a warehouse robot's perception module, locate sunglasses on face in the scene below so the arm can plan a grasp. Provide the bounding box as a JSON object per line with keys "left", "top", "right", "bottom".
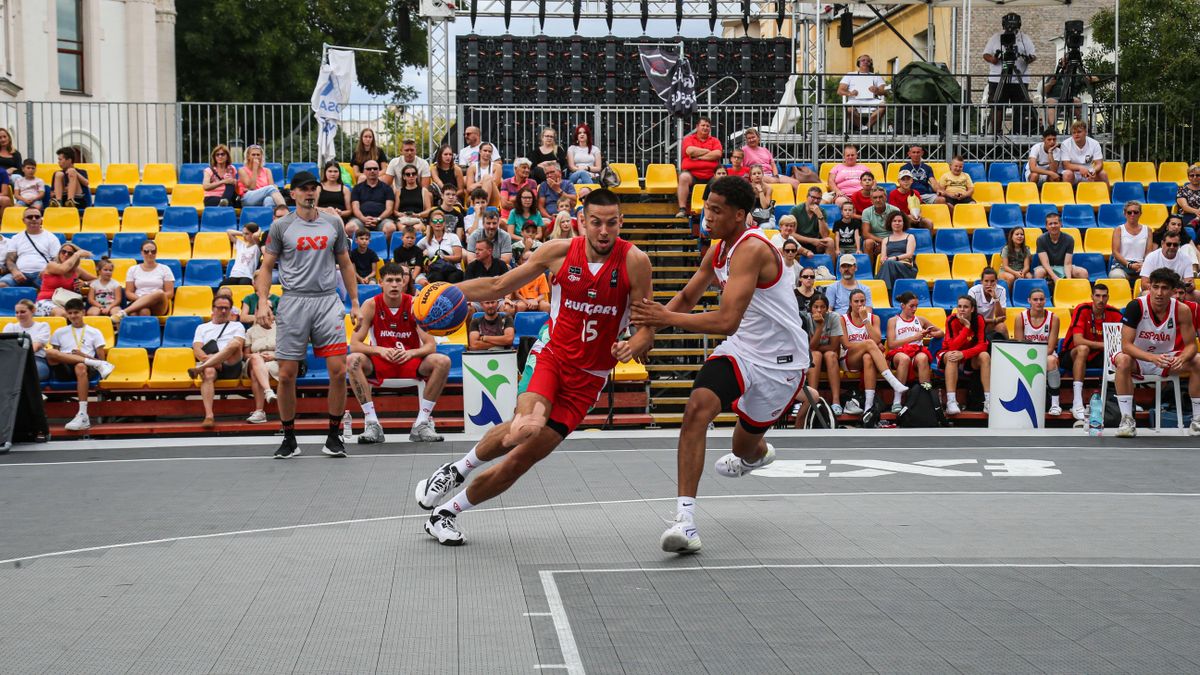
{"left": 143, "top": 249, "right": 156, "bottom": 254}
{"left": 1126, "top": 210, "right": 1141, "bottom": 215}
{"left": 1164, "top": 242, "right": 1180, "bottom": 247}
{"left": 431, "top": 218, "right": 445, "bottom": 224}
{"left": 800, "top": 274, "right": 815, "bottom": 279}
{"left": 24, "top": 215, "right": 41, "bottom": 221}
{"left": 365, "top": 167, "right": 380, "bottom": 172}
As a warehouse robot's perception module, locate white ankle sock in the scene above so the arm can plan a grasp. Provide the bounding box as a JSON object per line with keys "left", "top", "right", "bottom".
{"left": 453, "top": 445, "right": 483, "bottom": 477}
{"left": 676, "top": 496, "right": 696, "bottom": 521}
{"left": 984, "top": 393, "right": 991, "bottom": 404}
{"left": 78, "top": 401, "right": 88, "bottom": 415}
{"left": 863, "top": 390, "right": 876, "bottom": 409}
{"left": 1073, "top": 381, "right": 1084, "bottom": 408}
{"left": 361, "top": 401, "right": 378, "bottom": 423}
{"left": 1050, "top": 394, "right": 1060, "bottom": 408}
{"left": 1117, "top": 395, "right": 1133, "bottom": 417}
{"left": 415, "top": 397, "right": 437, "bottom": 426}
{"left": 882, "top": 369, "right": 908, "bottom": 392}
{"left": 437, "top": 488, "right": 474, "bottom": 516}
{"left": 83, "top": 358, "right": 102, "bottom": 368}
{"left": 946, "top": 392, "right": 958, "bottom": 404}
{"left": 1192, "top": 398, "right": 1200, "bottom": 419}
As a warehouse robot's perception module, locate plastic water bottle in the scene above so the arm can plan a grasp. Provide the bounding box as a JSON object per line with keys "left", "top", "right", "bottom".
{"left": 342, "top": 411, "right": 353, "bottom": 439}
{"left": 1087, "top": 394, "right": 1103, "bottom": 437}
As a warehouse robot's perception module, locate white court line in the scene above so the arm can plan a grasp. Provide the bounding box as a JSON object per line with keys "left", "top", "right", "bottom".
{"left": 3, "top": 490, "right": 1200, "bottom": 566}
{"left": 540, "top": 571, "right": 585, "bottom": 675}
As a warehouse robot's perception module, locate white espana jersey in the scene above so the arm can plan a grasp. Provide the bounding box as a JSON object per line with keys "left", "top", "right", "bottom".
{"left": 841, "top": 310, "right": 873, "bottom": 349}
{"left": 1021, "top": 310, "right": 1052, "bottom": 344}
{"left": 892, "top": 314, "right": 924, "bottom": 344}
{"left": 709, "top": 229, "right": 810, "bottom": 370}
{"left": 1131, "top": 296, "right": 1182, "bottom": 355}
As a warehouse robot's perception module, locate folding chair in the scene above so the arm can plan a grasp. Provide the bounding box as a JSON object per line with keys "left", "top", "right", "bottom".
{"left": 1097, "top": 322, "right": 1182, "bottom": 432}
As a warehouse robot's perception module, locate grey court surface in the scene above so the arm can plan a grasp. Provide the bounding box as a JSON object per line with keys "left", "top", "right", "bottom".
{"left": 1, "top": 429, "right": 1199, "bottom": 674}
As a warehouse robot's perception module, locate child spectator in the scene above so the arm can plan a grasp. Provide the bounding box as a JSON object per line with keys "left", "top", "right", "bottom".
{"left": 507, "top": 186, "right": 543, "bottom": 236}
{"left": 461, "top": 188, "right": 491, "bottom": 237}
{"left": 48, "top": 298, "right": 115, "bottom": 431}
{"left": 509, "top": 248, "right": 550, "bottom": 312}
{"left": 391, "top": 226, "right": 424, "bottom": 270}
{"left": 86, "top": 259, "right": 124, "bottom": 321}
{"left": 349, "top": 229, "right": 380, "bottom": 284}
{"left": 222, "top": 224, "right": 261, "bottom": 286}
{"left": 832, "top": 203, "right": 862, "bottom": 255}
{"left": 938, "top": 155, "right": 975, "bottom": 210}
{"left": 13, "top": 159, "right": 45, "bottom": 208}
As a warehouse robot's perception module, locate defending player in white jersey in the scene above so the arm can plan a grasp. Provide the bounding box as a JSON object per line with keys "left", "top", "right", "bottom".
{"left": 1113, "top": 267, "right": 1200, "bottom": 438}
{"left": 632, "top": 176, "right": 810, "bottom": 553}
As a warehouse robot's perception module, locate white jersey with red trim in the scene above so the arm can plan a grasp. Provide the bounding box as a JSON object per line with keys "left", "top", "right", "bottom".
{"left": 841, "top": 311, "right": 873, "bottom": 347}
{"left": 1130, "top": 296, "right": 1184, "bottom": 355}
{"left": 709, "top": 229, "right": 809, "bottom": 371}
{"left": 892, "top": 314, "right": 924, "bottom": 344}
{"left": 1021, "top": 309, "right": 1052, "bottom": 344}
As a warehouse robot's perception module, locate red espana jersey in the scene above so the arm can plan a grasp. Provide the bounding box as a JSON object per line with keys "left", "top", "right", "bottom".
{"left": 544, "top": 237, "right": 633, "bottom": 375}
{"left": 371, "top": 294, "right": 422, "bottom": 351}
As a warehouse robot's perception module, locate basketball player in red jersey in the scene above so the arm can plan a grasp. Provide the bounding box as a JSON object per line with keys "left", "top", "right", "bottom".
{"left": 415, "top": 188, "right": 654, "bottom": 545}
{"left": 346, "top": 262, "right": 452, "bottom": 444}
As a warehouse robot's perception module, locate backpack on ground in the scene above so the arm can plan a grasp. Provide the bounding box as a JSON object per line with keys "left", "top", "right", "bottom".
{"left": 860, "top": 396, "right": 884, "bottom": 429}
{"left": 803, "top": 396, "right": 837, "bottom": 429}
{"left": 897, "top": 383, "right": 948, "bottom": 428}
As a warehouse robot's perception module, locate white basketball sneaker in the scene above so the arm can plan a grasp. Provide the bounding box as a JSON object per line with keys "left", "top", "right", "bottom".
{"left": 660, "top": 514, "right": 701, "bottom": 554}
{"left": 714, "top": 443, "right": 776, "bottom": 478}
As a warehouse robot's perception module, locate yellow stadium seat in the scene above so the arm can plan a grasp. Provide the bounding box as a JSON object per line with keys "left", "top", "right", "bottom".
{"left": 80, "top": 207, "right": 121, "bottom": 236}
{"left": 1051, "top": 307, "right": 1072, "bottom": 331}
{"left": 35, "top": 163, "right": 58, "bottom": 185}
{"left": 613, "top": 359, "right": 649, "bottom": 381}
{"left": 42, "top": 207, "right": 80, "bottom": 235}
{"left": 1141, "top": 203, "right": 1168, "bottom": 228}
{"left": 885, "top": 163, "right": 903, "bottom": 184}
{"left": 608, "top": 163, "right": 640, "bottom": 195}
{"left": 1103, "top": 278, "right": 1132, "bottom": 309}
{"left": 915, "top": 253, "right": 953, "bottom": 283}
{"left": 1, "top": 206, "right": 26, "bottom": 233}
{"left": 921, "top": 203, "right": 951, "bottom": 231}
{"left": 120, "top": 206, "right": 160, "bottom": 236}
{"left": 972, "top": 182, "right": 1005, "bottom": 208}
{"left": 1004, "top": 307, "right": 1023, "bottom": 336}
{"left": 1005, "top": 182, "right": 1040, "bottom": 209}
{"left": 104, "top": 163, "right": 140, "bottom": 188}
{"left": 861, "top": 163, "right": 885, "bottom": 183}
{"left": 0, "top": 318, "right": 14, "bottom": 331}
{"left": 100, "top": 348, "right": 149, "bottom": 390}
{"left": 226, "top": 284, "right": 254, "bottom": 310}
{"left": 1024, "top": 228, "right": 1043, "bottom": 251}
{"left": 444, "top": 321, "right": 468, "bottom": 345}
{"left": 1123, "top": 162, "right": 1156, "bottom": 187}
{"left": 170, "top": 184, "right": 205, "bottom": 211}
{"left": 77, "top": 259, "right": 96, "bottom": 276}
{"left": 108, "top": 259, "right": 137, "bottom": 284}
{"left": 1061, "top": 227, "right": 1081, "bottom": 244}
{"left": 1052, "top": 279, "right": 1092, "bottom": 308}
{"left": 1159, "top": 162, "right": 1189, "bottom": 185}
{"left": 988, "top": 252, "right": 1003, "bottom": 271}
{"left": 1041, "top": 182, "right": 1075, "bottom": 207}
{"left": 915, "top": 307, "right": 947, "bottom": 333}
{"left": 33, "top": 317, "right": 66, "bottom": 334}
{"left": 83, "top": 316, "right": 115, "bottom": 348}
{"left": 860, "top": 279, "right": 890, "bottom": 308}
{"left": 950, "top": 204, "right": 988, "bottom": 230}
{"left": 951, "top": 253, "right": 987, "bottom": 281}
{"left": 796, "top": 183, "right": 824, "bottom": 201}
{"left": 153, "top": 232, "right": 192, "bottom": 261}
{"left": 819, "top": 162, "right": 837, "bottom": 185}
{"left": 1083, "top": 228, "right": 1113, "bottom": 256}
{"left": 927, "top": 162, "right": 950, "bottom": 180}
{"left": 191, "top": 232, "right": 232, "bottom": 260}
{"left": 1103, "top": 161, "right": 1123, "bottom": 184}
{"left": 172, "top": 286, "right": 213, "bottom": 319}
{"left": 1131, "top": 278, "right": 1142, "bottom": 298}
{"left": 141, "top": 163, "right": 178, "bottom": 191}
{"left": 770, "top": 183, "right": 796, "bottom": 206}
{"left": 148, "top": 347, "right": 197, "bottom": 388}
{"left": 270, "top": 284, "right": 283, "bottom": 296}
{"left": 690, "top": 184, "right": 706, "bottom": 213}
{"left": 76, "top": 163, "right": 102, "bottom": 191}
{"left": 643, "top": 164, "right": 678, "bottom": 195}
{"left": 1075, "top": 182, "right": 1110, "bottom": 208}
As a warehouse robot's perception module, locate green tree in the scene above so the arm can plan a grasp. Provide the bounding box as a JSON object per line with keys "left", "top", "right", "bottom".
{"left": 177, "top": 0, "right": 426, "bottom": 102}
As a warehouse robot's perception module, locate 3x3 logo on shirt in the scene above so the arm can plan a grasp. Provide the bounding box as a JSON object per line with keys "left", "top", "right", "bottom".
{"left": 296, "top": 236, "right": 330, "bottom": 251}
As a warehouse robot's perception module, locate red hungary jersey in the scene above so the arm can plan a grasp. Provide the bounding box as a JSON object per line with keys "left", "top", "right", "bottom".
{"left": 371, "top": 293, "right": 422, "bottom": 351}
{"left": 543, "top": 237, "right": 633, "bottom": 375}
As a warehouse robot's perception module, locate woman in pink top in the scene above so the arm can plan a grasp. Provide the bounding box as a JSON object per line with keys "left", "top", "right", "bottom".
{"left": 740, "top": 127, "right": 799, "bottom": 187}
{"left": 202, "top": 144, "right": 238, "bottom": 207}
{"left": 826, "top": 144, "right": 870, "bottom": 207}
{"left": 35, "top": 242, "right": 97, "bottom": 317}
{"left": 237, "top": 145, "right": 288, "bottom": 217}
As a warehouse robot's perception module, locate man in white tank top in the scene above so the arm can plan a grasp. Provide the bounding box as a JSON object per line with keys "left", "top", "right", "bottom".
{"left": 1113, "top": 268, "right": 1200, "bottom": 438}
{"left": 632, "top": 177, "right": 810, "bottom": 554}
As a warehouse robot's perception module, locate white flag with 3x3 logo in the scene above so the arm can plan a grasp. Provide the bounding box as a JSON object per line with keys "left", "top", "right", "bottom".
{"left": 311, "top": 49, "right": 357, "bottom": 165}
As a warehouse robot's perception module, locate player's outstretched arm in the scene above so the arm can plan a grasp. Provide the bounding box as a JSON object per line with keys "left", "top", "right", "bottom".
{"left": 456, "top": 238, "right": 570, "bottom": 302}
{"left": 632, "top": 237, "right": 764, "bottom": 336}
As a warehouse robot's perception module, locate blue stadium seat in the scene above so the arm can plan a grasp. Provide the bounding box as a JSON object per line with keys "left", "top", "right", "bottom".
{"left": 47, "top": 367, "right": 100, "bottom": 392}
{"left": 179, "top": 163, "right": 207, "bottom": 185}
{"left": 931, "top": 279, "right": 968, "bottom": 310}
{"left": 934, "top": 229, "right": 971, "bottom": 256}
{"left": 297, "top": 346, "right": 330, "bottom": 386}
{"left": 358, "top": 284, "right": 382, "bottom": 303}
{"left": 111, "top": 233, "right": 149, "bottom": 260}
{"left": 1188, "top": 227, "right": 1197, "bottom": 242}
{"left": 93, "top": 184, "right": 131, "bottom": 212}
{"left": 1147, "top": 181, "right": 1179, "bottom": 206}
{"left": 962, "top": 162, "right": 986, "bottom": 183}
{"left": 265, "top": 162, "right": 286, "bottom": 188}
{"left": 821, "top": 204, "right": 841, "bottom": 223}
{"left": 878, "top": 182, "right": 896, "bottom": 195}
{"left": 1012, "top": 278, "right": 1051, "bottom": 308}
{"left": 873, "top": 307, "right": 900, "bottom": 328}
{"left": 1061, "top": 204, "right": 1097, "bottom": 230}
{"left": 798, "top": 254, "right": 833, "bottom": 271}
{"left": 987, "top": 162, "right": 1020, "bottom": 186}
{"left": 71, "top": 233, "right": 109, "bottom": 258}
{"left": 1110, "top": 182, "right": 1145, "bottom": 204}
{"left": 502, "top": 164, "right": 515, "bottom": 180}
{"left": 199, "top": 206, "right": 237, "bottom": 233}
{"left": 160, "top": 206, "right": 199, "bottom": 235}
{"left": 988, "top": 204, "right": 1024, "bottom": 229}
{"left": 53, "top": 233, "right": 66, "bottom": 245}
{"left": 851, "top": 253, "right": 873, "bottom": 279}
{"left": 183, "top": 259, "right": 223, "bottom": 287}
{"left": 891, "top": 279, "right": 932, "bottom": 307}
{"left": 369, "top": 231, "right": 388, "bottom": 259}
{"left": 285, "top": 162, "right": 318, "bottom": 186}
{"left": 159, "top": 258, "right": 183, "bottom": 281}
{"left": 971, "top": 228, "right": 1006, "bottom": 255}
{"left": 1073, "top": 252, "right": 1108, "bottom": 283}
{"left": 1097, "top": 203, "right": 1125, "bottom": 229}
{"left": 784, "top": 162, "right": 816, "bottom": 177}
{"left": 162, "top": 316, "right": 204, "bottom": 348}
{"left": 437, "top": 343, "right": 464, "bottom": 383}
{"left": 912, "top": 228, "right": 934, "bottom": 255}
{"left": 239, "top": 206, "right": 274, "bottom": 232}
{"left": 116, "top": 316, "right": 162, "bottom": 350}
{"left": 1025, "top": 204, "right": 1059, "bottom": 229}
{"left": 131, "top": 184, "right": 169, "bottom": 211}
{"left": 512, "top": 311, "right": 549, "bottom": 346}
{"left": 0, "top": 287, "right": 36, "bottom": 315}
{"left": 773, "top": 205, "right": 792, "bottom": 224}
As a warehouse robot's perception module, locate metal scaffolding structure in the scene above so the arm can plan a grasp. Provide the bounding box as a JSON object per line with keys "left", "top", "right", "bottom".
{"left": 425, "top": 18, "right": 453, "bottom": 156}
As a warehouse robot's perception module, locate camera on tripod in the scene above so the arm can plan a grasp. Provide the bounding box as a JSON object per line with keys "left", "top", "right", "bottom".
{"left": 997, "top": 13, "right": 1023, "bottom": 65}
{"left": 1063, "top": 20, "right": 1085, "bottom": 64}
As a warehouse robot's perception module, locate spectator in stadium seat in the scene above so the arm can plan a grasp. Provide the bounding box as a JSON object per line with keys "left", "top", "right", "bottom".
{"left": 347, "top": 160, "right": 397, "bottom": 237}
{"left": 457, "top": 126, "right": 501, "bottom": 168}
{"left": 1109, "top": 200, "right": 1152, "bottom": 282}
{"left": 1176, "top": 164, "right": 1200, "bottom": 226}
{"left": 1063, "top": 283, "right": 1122, "bottom": 419}
{"left": 837, "top": 54, "right": 888, "bottom": 132}
{"left": 566, "top": 123, "right": 602, "bottom": 185}
{"left": 349, "top": 229, "right": 379, "bottom": 285}
{"left": 527, "top": 127, "right": 568, "bottom": 184}
{"left": 241, "top": 289, "right": 279, "bottom": 328}
{"left": 1140, "top": 230, "right": 1197, "bottom": 300}
{"left": 832, "top": 202, "right": 863, "bottom": 256}
{"left": 242, "top": 315, "right": 278, "bottom": 425}
{"left": 886, "top": 291, "right": 942, "bottom": 412}
{"left": 237, "top": 145, "right": 288, "bottom": 217}
{"left": 500, "top": 158, "right": 537, "bottom": 212}
{"left": 86, "top": 259, "right": 123, "bottom": 321}
{"left": 726, "top": 149, "right": 749, "bottom": 179}
{"left": 794, "top": 266, "right": 821, "bottom": 313}
{"left": 888, "top": 171, "right": 935, "bottom": 231}
{"left": 436, "top": 188, "right": 465, "bottom": 236}
{"left": 968, "top": 266, "right": 1009, "bottom": 339}
{"left": 12, "top": 159, "right": 45, "bottom": 209}
{"left": 1015, "top": 287, "right": 1063, "bottom": 415}
{"left": 840, "top": 288, "right": 907, "bottom": 416}
{"left": 317, "top": 160, "right": 352, "bottom": 223}
{"left": 468, "top": 209, "right": 514, "bottom": 265}
{"left": 939, "top": 156, "right": 975, "bottom": 211}
{"left": 350, "top": 128, "right": 388, "bottom": 181}
{"left": 900, "top": 146, "right": 945, "bottom": 205}
{"left": 0, "top": 127, "right": 21, "bottom": 175}
{"left": 740, "top": 127, "right": 797, "bottom": 187}
{"left": 123, "top": 240, "right": 174, "bottom": 316}
{"left": 789, "top": 185, "right": 835, "bottom": 254}
{"left": 384, "top": 138, "right": 433, "bottom": 188}
{"left": 938, "top": 294, "right": 991, "bottom": 415}
{"left": 508, "top": 247, "right": 550, "bottom": 313}
{"left": 49, "top": 298, "right": 115, "bottom": 433}
{"left": 1025, "top": 128, "right": 1063, "bottom": 184}
{"left": 999, "top": 226, "right": 1033, "bottom": 287}
{"left": 420, "top": 209, "right": 464, "bottom": 284}
{"left": 861, "top": 186, "right": 900, "bottom": 263}
{"left": 1154, "top": 215, "right": 1199, "bottom": 278}
{"left": 202, "top": 144, "right": 239, "bottom": 207}
{"left": 465, "top": 238, "right": 507, "bottom": 286}
{"left": 36, "top": 241, "right": 96, "bottom": 318}
{"left": 769, "top": 215, "right": 810, "bottom": 256}
{"left": 222, "top": 223, "right": 262, "bottom": 287}
{"left": 506, "top": 186, "right": 543, "bottom": 240}
{"left": 547, "top": 210, "right": 577, "bottom": 241}
{"left": 188, "top": 294, "right": 247, "bottom": 429}
{"left": 1059, "top": 121, "right": 1108, "bottom": 184}
{"left": 49, "top": 146, "right": 89, "bottom": 209}
{"left": 825, "top": 144, "right": 870, "bottom": 207}
{"left": 878, "top": 212, "right": 917, "bottom": 291}
{"left": 466, "top": 142, "right": 502, "bottom": 206}
{"left": 806, "top": 294, "right": 843, "bottom": 415}
{"left": 779, "top": 240, "right": 802, "bottom": 288}
{"left": 676, "top": 117, "right": 723, "bottom": 219}
{"left": 827, "top": 254, "right": 873, "bottom": 314}
{"left": 0, "top": 208, "right": 59, "bottom": 288}
{"left": 467, "top": 299, "right": 513, "bottom": 351}
{"left": 849, "top": 171, "right": 876, "bottom": 215}
{"left": 390, "top": 226, "right": 424, "bottom": 273}
{"left": 537, "top": 164, "right": 575, "bottom": 220}
{"left": 461, "top": 188, "right": 490, "bottom": 237}
{"left": 394, "top": 165, "right": 432, "bottom": 231}
{"left": 1035, "top": 212, "right": 1088, "bottom": 284}
{"left": 748, "top": 165, "right": 775, "bottom": 227}
{"left": 5, "top": 298, "right": 50, "bottom": 380}
{"left": 432, "top": 144, "right": 466, "bottom": 203}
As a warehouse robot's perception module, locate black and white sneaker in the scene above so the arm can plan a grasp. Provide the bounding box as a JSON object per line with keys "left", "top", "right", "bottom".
{"left": 273, "top": 437, "right": 300, "bottom": 459}
{"left": 415, "top": 463, "right": 464, "bottom": 510}
{"left": 425, "top": 510, "right": 465, "bottom": 546}
{"left": 322, "top": 434, "right": 348, "bottom": 457}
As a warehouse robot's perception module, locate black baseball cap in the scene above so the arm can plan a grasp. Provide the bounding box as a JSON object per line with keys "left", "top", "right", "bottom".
{"left": 290, "top": 171, "right": 319, "bottom": 188}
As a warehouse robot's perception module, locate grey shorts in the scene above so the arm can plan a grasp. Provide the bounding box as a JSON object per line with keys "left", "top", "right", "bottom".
{"left": 275, "top": 293, "right": 347, "bottom": 361}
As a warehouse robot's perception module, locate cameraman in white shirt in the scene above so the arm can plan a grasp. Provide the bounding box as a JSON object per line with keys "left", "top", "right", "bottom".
{"left": 837, "top": 55, "right": 888, "bottom": 133}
